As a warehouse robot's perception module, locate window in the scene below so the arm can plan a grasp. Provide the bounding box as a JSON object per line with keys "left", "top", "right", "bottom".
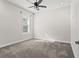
{"left": 22, "top": 15, "right": 29, "bottom": 33}
{"left": 19, "top": 10, "right": 30, "bottom": 34}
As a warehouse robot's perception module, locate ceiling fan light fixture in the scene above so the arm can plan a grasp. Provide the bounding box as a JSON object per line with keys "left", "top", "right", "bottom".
{"left": 26, "top": 0, "right": 47, "bottom": 11}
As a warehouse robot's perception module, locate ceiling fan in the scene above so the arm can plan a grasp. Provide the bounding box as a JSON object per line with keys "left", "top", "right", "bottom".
{"left": 26, "top": 0, "right": 47, "bottom": 10}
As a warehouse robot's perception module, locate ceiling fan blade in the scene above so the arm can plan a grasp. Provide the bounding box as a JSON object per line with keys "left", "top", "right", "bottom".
{"left": 26, "top": 0, "right": 34, "bottom": 4}
{"left": 39, "top": 5, "right": 47, "bottom": 8}
{"left": 28, "top": 6, "right": 34, "bottom": 8}
{"left": 37, "top": 0, "right": 43, "bottom": 4}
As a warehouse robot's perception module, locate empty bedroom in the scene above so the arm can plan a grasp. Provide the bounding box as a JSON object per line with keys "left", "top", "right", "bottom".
{"left": 0, "top": 0, "right": 79, "bottom": 58}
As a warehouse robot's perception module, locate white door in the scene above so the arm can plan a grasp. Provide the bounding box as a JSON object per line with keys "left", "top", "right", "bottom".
{"left": 71, "top": 0, "right": 79, "bottom": 58}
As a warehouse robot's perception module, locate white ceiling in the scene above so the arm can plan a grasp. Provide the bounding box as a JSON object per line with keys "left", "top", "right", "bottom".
{"left": 7, "top": 0, "right": 72, "bottom": 13}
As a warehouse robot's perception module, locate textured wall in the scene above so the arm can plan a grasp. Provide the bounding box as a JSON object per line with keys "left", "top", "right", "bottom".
{"left": 34, "top": 6, "right": 71, "bottom": 43}
{"left": 71, "top": 0, "right": 79, "bottom": 57}
{"left": 0, "top": 0, "right": 34, "bottom": 47}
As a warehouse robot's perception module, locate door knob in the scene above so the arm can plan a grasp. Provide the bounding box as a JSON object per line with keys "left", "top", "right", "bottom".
{"left": 75, "top": 41, "right": 79, "bottom": 44}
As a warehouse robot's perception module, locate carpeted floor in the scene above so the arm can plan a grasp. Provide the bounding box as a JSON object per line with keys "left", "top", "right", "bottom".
{"left": 0, "top": 38, "right": 74, "bottom": 58}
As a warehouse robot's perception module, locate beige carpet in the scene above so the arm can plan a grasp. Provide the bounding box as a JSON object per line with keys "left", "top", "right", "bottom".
{"left": 0, "top": 39, "right": 74, "bottom": 58}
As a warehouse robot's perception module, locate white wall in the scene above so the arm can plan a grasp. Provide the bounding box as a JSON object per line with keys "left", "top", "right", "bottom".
{"left": 0, "top": 0, "right": 34, "bottom": 47}
{"left": 71, "top": 0, "right": 79, "bottom": 57}
{"left": 34, "top": 6, "right": 71, "bottom": 43}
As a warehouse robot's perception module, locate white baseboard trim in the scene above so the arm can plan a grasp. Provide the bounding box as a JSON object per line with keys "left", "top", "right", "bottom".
{"left": 0, "top": 37, "right": 71, "bottom": 48}
{"left": 34, "top": 37, "right": 71, "bottom": 43}
{"left": 0, "top": 38, "right": 33, "bottom": 48}
{"left": 54, "top": 40, "right": 71, "bottom": 43}
{"left": 71, "top": 42, "right": 76, "bottom": 58}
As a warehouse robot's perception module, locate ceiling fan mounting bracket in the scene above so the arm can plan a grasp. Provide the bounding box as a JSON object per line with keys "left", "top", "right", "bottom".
{"left": 34, "top": 2, "right": 38, "bottom": 7}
